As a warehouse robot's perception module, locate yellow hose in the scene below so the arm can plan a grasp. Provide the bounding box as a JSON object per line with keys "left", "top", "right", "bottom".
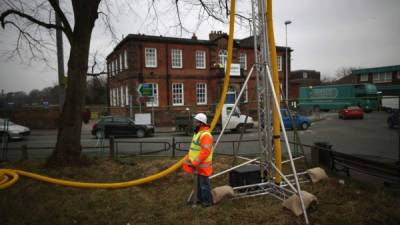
{"left": 266, "top": 0, "right": 282, "bottom": 184}
{"left": 0, "top": 0, "right": 236, "bottom": 190}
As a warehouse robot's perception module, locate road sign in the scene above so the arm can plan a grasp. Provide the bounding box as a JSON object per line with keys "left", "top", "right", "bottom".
{"left": 136, "top": 83, "right": 154, "bottom": 97}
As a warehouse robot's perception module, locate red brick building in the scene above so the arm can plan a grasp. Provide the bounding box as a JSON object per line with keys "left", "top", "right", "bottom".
{"left": 106, "top": 31, "right": 291, "bottom": 125}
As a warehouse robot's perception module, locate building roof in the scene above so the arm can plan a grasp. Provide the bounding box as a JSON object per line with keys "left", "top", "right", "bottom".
{"left": 108, "top": 33, "right": 290, "bottom": 59}
{"left": 352, "top": 65, "right": 400, "bottom": 75}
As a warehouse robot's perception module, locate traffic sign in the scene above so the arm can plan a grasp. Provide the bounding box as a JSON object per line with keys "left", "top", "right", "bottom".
{"left": 136, "top": 83, "right": 154, "bottom": 97}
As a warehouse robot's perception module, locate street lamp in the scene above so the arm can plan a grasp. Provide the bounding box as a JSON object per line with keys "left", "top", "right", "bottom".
{"left": 285, "top": 20, "right": 292, "bottom": 106}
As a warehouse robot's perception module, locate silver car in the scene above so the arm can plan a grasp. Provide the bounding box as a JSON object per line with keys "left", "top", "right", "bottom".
{"left": 0, "top": 118, "right": 31, "bottom": 140}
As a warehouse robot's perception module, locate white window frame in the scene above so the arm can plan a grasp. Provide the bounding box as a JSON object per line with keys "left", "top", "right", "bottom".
{"left": 120, "top": 86, "right": 125, "bottom": 106}
{"left": 373, "top": 72, "right": 392, "bottom": 83}
{"left": 360, "top": 74, "right": 368, "bottom": 82}
{"left": 239, "top": 53, "right": 247, "bottom": 70}
{"left": 124, "top": 50, "right": 128, "bottom": 69}
{"left": 171, "top": 49, "right": 183, "bottom": 69}
{"left": 145, "top": 48, "right": 157, "bottom": 68}
{"left": 119, "top": 54, "right": 123, "bottom": 72}
{"left": 195, "top": 51, "right": 206, "bottom": 69}
{"left": 125, "top": 85, "right": 129, "bottom": 106}
{"left": 146, "top": 83, "right": 159, "bottom": 107}
{"left": 277, "top": 56, "right": 283, "bottom": 72}
{"left": 109, "top": 89, "right": 113, "bottom": 106}
{"left": 113, "top": 88, "right": 117, "bottom": 106}
{"left": 219, "top": 49, "right": 227, "bottom": 67}
{"left": 196, "top": 83, "right": 207, "bottom": 105}
{"left": 110, "top": 62, "right": 114, "bottom": 76}
{"left": 172, "top": 83, "right": 184, "bottom": 106}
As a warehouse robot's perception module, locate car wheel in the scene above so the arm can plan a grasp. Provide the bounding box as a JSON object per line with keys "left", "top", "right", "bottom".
{"left": 136, "top": 129, "right": 145, "bottom": 138}
{"left": 300, "top": 122, "right": 309, "bottom": 130}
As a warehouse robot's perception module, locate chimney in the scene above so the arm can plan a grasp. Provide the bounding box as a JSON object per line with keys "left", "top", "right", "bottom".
{"left": 191, "top": 33, "right": 197, "bottom": 40}
{"left": 209, "top": 30, "right": 226, "bottom": 41}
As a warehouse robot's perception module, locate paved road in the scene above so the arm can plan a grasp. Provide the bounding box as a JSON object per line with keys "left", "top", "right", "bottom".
{"left": 2, "top": 111, "right": 398, "bottom": 163}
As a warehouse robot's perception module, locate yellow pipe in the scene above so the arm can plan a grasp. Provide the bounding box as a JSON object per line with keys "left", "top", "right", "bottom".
{"left": 209, "top": 0, "right": 236, "bottom": 132}
{"left": 0, "top": 0, "right": 236, "bottom": 190}
{"left": 266, "top": 0, "right": 282, "bottom": 184}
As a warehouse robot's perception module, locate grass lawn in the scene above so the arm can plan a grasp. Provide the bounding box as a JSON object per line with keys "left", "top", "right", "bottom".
{"left": 1, "top": 156, "right": 400, "bottom": 225}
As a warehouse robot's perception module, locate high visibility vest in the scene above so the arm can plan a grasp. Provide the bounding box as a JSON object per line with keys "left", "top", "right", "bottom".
{"left": 182, "top": 130, "right": 213, "bottom": 176}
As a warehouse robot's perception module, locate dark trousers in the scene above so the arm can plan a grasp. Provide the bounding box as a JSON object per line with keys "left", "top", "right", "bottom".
{"left": 197, "top": 174, "right": 213, "bottom": 206}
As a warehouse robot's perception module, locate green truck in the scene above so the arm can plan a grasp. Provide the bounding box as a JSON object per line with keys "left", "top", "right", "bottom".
{"left": 298, "top": 83, "right": 379, "bottom": 112}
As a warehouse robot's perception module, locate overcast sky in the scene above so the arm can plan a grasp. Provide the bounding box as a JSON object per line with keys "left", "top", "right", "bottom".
{"left": 1, "top": 0, "right": 399, "bottom": 93}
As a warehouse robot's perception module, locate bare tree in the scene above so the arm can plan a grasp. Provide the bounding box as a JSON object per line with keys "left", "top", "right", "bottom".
{"left": 1, "top": 0, "right": 102, "bottom": 166}
{"left": 0, "top": 0, "right": 245, "bottom": 166}
{"left": 334, "top": 66, "right": 356, "bottom": 80}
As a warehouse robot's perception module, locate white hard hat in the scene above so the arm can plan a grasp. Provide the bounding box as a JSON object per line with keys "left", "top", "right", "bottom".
{"left": 194, "top": 113, "right": 207, "bottom": 124}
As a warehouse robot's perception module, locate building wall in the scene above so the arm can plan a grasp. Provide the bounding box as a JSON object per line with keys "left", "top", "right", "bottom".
{"left": 107, "top": 33, "right": 289, "bottom": 125}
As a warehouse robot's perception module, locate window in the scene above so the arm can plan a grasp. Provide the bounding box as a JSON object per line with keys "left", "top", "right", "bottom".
{"left": 113, "top": 60, "right": 117, "bottom": 75}
{"left": 110, "top": 62, "right": 113, "bottom": 76}
{"left": 373, "top": 72, "right": 392, "bottom": 83}
{"left": 119, "top": 54, "right": 123, "bottom": 72}
{"left": 171, "top": 49, "right": 182, "bottom": 68}
{"left": 120, "top": 86, "right": 125, "bottom": 106}
{"left": 108, "top": 64, "right": 111, "bottom": 77}
{"left": 240, "top": 85, "right": 248, "bottom": 103}
{"left": 277, "top": 56, "right": 283, "bottom": 72}
{"left": 146, "top": 83, "right": 159, "bottom": 107}
{"left": 397, "top": 71, "right": 400, "bottom": 79}
{"left": 303, "top": 72, "right": 308, "bottom": 79}
{"left": 113, "top": 88, "right": 117, "bottom": 106}
{"left": 116, "top": 88, "right": 119, "bottom": 106}
{"left": 172, "top": 83, "right": 184, "bottom": 106}
{"left": 239, "top": 53, "right": 247, "bottom": 70}
{"left": 109, "top": 89, "right": 113, "bottom": 106}
{"left": 196, "top": 83, "right": 207, "bottom": 105}
{"left": 124, "top": 50, "right": 128, "bottom": 69}
{"left": 145, "top": 48, "right": 157, "bottom": 68}
{"left": 125, "top": 85, "right": 129, "bottom": 106}
{"left": 196, "top": 51, "right": 206, "bottom": 69}
{"left": 219, "top": 49, "right": 227, "bottom": 67}
{"left": 360, "top": 74, "right": 368, "bottom": 82}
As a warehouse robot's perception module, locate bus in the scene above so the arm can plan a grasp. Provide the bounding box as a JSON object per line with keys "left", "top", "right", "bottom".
{"left": 298, "top": 83, "right": 379, "bottom": 112}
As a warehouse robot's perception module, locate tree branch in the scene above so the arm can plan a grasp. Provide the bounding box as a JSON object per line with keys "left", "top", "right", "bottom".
{"left": 47, "top": 0, "right": 73, "bottom": 41}
{"left": 0, "top": 9, "right": 62, "bottom": 31}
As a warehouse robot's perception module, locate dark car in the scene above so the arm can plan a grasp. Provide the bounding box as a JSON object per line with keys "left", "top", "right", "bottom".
{"left": 387, "top": 111, "right": 399, "bottom": 129}
{"left": 338, "top": 106, "right": 364, "bottom": 119}
{"left": 91, "top": 116, "right": 154, "bottom": 138}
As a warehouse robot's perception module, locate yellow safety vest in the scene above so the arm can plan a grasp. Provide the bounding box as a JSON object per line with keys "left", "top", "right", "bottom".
{"left": 188, "top": 130, "right": 213, "bottom": 166}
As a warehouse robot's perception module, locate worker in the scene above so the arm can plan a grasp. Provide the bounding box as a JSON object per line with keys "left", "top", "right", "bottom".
{"left": 182, "top": 113, "right": 214, "bottom": 207}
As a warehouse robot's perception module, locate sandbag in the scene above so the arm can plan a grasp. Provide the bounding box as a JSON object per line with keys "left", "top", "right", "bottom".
{"left": 307, "top": 167, "right": 328, "bottom": 184}
{"left": 282, "top": 191, "right": 318, "bottom": 216}
{"left": 212, "top": 185, "right": 235, "bottom": 204}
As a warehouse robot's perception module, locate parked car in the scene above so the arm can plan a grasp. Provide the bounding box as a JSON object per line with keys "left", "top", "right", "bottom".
{"left": 338, "top": 106, "right": 364, "bottom": 119}
{"left": 281, "top": 109, "right": 311, "bottom": 130}
{"left": 91, "top": 116, "right": 154, "bottom": 138}
{"left": 387, "top": 111, "right": 399, "bottom": 128}
{"left": 0, "top": 118, "right": 31, "bottom": 140}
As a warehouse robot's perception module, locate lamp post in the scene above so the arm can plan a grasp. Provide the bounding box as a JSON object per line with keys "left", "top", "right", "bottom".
{"left": 285, "top": 20, "right": 292, "bottom": 106}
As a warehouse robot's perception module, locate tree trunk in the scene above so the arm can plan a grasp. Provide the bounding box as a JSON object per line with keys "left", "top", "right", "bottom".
{"left": 47, "top": 0, "right": 100, "bottom": 166}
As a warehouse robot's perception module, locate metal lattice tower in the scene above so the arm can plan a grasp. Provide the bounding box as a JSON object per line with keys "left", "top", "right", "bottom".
{"left": 251, "top": 0, "right": 274, "bottom": 182}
